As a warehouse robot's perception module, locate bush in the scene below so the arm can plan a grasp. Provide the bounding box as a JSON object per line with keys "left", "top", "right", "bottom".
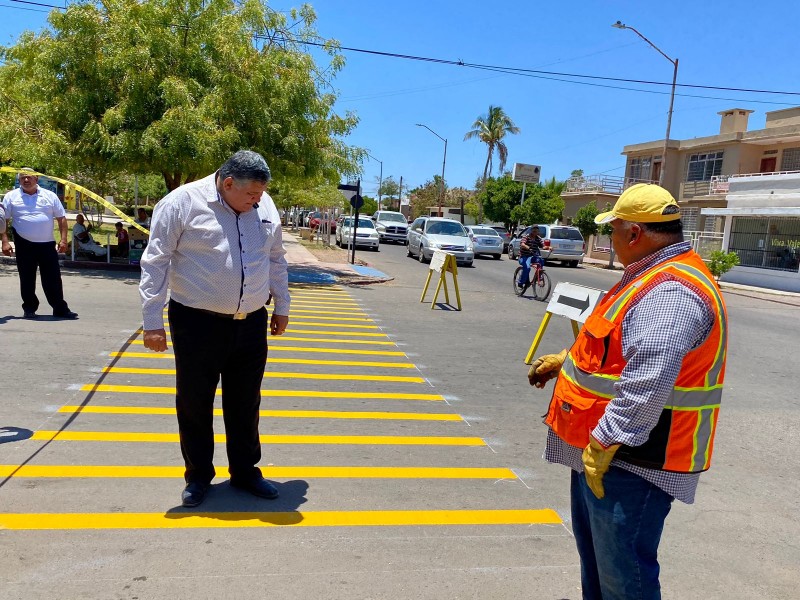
{"left": 708, "top": 250, "right": 740, "bottom": 280}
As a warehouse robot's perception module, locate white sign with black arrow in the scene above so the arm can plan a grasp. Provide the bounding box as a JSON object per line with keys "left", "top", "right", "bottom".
{"left": 546, "top": 282, "right": 605, "bottom": 324}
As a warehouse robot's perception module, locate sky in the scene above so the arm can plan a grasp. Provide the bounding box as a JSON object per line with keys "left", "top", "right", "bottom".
{"left": 2, "top": 0, "right": 799, "bottom": 198}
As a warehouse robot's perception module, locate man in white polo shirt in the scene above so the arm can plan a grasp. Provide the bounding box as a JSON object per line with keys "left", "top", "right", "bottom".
{"left": 1, "top": 168, "right": 78, "bottom": 319}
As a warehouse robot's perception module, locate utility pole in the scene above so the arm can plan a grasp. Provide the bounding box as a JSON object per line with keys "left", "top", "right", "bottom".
{"left": 398, "top": 176, "right": 403, "bottom": 211}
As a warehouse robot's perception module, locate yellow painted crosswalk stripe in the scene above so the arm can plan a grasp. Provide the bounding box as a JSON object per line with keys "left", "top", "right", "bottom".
{"left": 290, "top": 302, "right": 362, "bottom": 309}
{"left": 31, "top": 431, "right": 484, "bottom": 445}
{"left": 80, "top": 384, "right": 443, "bottom": 400}
{"left": 0, "top": 465, "right": 513, "bottom": 479}
{"left": 129, "top": 338, "right": 398, "bottom": 348}
{"left": 101, "top": 366, "right": 425, "bottom": 383}
{"left": 289, "top": 321, "right": 379, "bottom": 329}
{"left": 58, "top": 406, "right": 462, "bottom": 421}
{"left": 0, "top": 509, "right": 562, "bottom": 530}
{"left": 285, "top": 329, "right": 385, "bottom": 337}
{"left": 289, "top": 309, "right": 372, "bottom": 321}
{"left": 114, "top": 346, "right": 406, "bottom": 358}
{"left": 109, "top": 348, "right": 416, "bottom": 369}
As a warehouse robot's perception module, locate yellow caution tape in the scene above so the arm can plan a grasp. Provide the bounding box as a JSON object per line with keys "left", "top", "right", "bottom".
{"left": 1, "top": 166, "right": 150, "bottom": 234}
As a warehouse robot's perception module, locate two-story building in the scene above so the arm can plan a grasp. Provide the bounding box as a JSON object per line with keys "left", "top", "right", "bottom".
{"left": 564, "top": 106, "right": 800, "bottom": 292}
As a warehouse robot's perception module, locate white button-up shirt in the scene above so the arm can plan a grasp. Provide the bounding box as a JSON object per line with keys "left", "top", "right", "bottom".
{"left": 2, "top": 186, "right": 65, "bottom": 242}
{"left": 139, "top": 173, "right": 290, "bottom": 330}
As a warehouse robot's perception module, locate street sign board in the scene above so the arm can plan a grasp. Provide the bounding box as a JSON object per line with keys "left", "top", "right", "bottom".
{"left": 545, "top": 282, "right": 605, "bottom": 324}
{"left": 512, "top": 163, "right": 541, "bottom": 184}
{"left": 350, "top": 194, "right": 364, "bottom": 210}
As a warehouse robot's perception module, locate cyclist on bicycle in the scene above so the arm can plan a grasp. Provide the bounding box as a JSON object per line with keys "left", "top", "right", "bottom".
{"left": 518, "top": 225, "right": 544, "bottom": 288}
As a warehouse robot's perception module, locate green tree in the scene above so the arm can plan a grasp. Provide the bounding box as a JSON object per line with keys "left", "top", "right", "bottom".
{"left": 0, "top": 0, "right": 363, "bottom": 190}
{"left": 511, "top": 183, "right": 564, "bottom": 228}
{"left": 377, "top": 176, "right": 401, "bottom": 209}
{"left": 360, "top": 195, "right": 378, "bottom": 216}
{"left": 480, "top": 175, "right": 525, "bottom": 228}
{"left": 573, "top": 201, "right": 600, "bottom": 241}
{"left": 463, "top": 105, "right": 520, "bottom": 221}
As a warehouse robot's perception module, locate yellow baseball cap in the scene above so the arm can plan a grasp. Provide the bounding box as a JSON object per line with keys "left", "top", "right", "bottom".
{"left": 595, "top": 183, "right": 680, "bottom": 224}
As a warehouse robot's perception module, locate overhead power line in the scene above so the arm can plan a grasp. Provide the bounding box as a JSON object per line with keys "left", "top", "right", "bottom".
{"left": 292, "top": 38, "right": 800, "bottom": 98}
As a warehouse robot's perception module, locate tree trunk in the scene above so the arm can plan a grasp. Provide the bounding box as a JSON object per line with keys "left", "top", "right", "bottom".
{"left": 479, "top": 150, "right": 492, "bottom": 223}
{"left": 162, "top": 172, "right": 183, "bottom": 192}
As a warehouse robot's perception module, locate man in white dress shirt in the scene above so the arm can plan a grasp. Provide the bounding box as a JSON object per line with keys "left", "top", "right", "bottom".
{"left": 139, "top": 150, "right": 291, "bottom": 507}
{"left": 1, "top": 168, "right": 78, "bottom": 320}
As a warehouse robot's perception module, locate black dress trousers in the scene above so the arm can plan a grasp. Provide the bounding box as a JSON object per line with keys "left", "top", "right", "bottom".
{"left": 168, "top": 299, "right": 269, "bottom": 485}
{"left": 12, "top": 229, "right": 69, "bottom": 314}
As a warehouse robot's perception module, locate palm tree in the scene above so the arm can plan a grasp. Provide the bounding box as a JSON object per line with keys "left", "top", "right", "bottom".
{"left": 464, "top": 105, "right": 520, "bottom": 221}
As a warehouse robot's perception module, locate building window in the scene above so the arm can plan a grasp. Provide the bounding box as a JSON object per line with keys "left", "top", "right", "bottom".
{"left": 687, "top": 151, "right": 723, "bottom": 181}
{"left": 628, "top": 157, "right": 651, "bottom": 181}
{"left": 780, "top": 147, "right": 800, "bottom": 172}
{"left": 728, "top": 217, "right": 800, "bottom": 272}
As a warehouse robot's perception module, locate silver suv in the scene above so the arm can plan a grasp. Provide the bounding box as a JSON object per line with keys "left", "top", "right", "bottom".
{"left": 372, "top": 210, "right": 409, "bottom": 244}
{"left": 508, "top": 224, "right": 585, "bottom": 267}
{"left": 406, "top": 217, "right": 474, "bottom": 266}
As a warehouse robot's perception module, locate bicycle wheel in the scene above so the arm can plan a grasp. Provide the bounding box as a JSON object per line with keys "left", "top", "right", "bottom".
{"left": 512, "top": 266, "right": 527, "bottom": 296}
{"left": 532, "top": 270, "right": 552, "bottom": 301}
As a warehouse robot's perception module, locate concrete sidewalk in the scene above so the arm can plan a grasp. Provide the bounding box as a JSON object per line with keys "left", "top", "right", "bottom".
{"left": 279, "top": 229, "right": 392, "bottom": 285}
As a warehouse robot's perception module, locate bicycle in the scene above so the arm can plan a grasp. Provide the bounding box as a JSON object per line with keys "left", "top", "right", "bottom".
{"left": 513, "top": 258, "right": 552, "bottom": 301}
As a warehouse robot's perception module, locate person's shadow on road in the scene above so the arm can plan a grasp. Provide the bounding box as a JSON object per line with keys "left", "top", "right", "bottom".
{"left": 164, "top": 479, "right": 309, "bottom": 525}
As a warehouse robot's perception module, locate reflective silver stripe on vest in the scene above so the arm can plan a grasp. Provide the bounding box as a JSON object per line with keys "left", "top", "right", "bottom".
{"left": 561, "top": 358, "right": 617, "bottom": 398}
{"left": 691, "top": 407, "right": 716, "bottom": 471}
{"left": 562, "top": 357, "right": 723, "bottom": 409}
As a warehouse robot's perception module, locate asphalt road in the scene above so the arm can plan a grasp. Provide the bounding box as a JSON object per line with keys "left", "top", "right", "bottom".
{"left": 0, "top": 246, "right": 798, "bottom": 600}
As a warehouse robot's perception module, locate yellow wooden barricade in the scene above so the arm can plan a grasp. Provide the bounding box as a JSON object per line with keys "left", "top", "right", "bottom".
{"left": 420, "top": 250, "right": 462, "bottom": 311}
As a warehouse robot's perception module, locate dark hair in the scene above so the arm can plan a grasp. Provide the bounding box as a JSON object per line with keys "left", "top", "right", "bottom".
{"left": 218, "top": 150, "right": 271, "bottom": 184}
{"left": 640, "top": 205, "right": 683, "bottom": 235}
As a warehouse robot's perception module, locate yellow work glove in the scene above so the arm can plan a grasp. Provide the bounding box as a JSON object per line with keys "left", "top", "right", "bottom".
{"left": 581, "top": 436, "right": 621, "bottom": 500}
{"left": 527, "top": 349, "right": 568, "bottom": 388}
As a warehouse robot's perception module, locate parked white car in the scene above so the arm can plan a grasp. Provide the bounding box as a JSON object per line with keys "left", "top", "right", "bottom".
{"left": 465, "top": 225, "right": 503, "bottom": 259}
{"left": 336, "top": 216, "right": 380, "bottom": 251}
{"left": 406, "top": 217, "right": 474, "bottom": 266}
{"left": 372, "top": 210, "right": 409, "bottom": 244}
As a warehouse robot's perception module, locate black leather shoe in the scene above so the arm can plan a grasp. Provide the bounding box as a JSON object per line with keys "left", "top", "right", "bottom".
{"left": 181, "top": 482, "right": 210, "bottom": 507}
{"left": 23, "top": 311, "right": 37, "bottom": 319}
{"left": 53, "top": 310, "right": 79, "bottom": 320}
{"left": 230, "top": 477, "right": 279, "bottom": 499}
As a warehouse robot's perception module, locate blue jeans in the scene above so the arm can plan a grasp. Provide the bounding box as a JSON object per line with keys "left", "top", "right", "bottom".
{"left": 571, "top": 468, "right": 674, "bottom": 600}
{"left": 518, "top": 255, "right": 543, "bottom": 286}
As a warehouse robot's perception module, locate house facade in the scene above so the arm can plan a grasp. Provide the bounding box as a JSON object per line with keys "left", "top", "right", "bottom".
{"left": 565, "top": 106, "right": 800, "bottom": 292}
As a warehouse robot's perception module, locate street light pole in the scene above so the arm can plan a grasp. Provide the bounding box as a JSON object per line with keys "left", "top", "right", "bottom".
{"left": 366, "top": 152, "right": 383, "bottom": 208}
{"left": 613, "top": 21, "right": 678, "bottom": 188}
{"left": 416, "top": 123, "right": 447, "bottom": 218}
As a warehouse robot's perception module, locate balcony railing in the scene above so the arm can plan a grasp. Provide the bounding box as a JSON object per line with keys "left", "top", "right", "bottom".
{"left": 709, "top": 170, "right": 800, "bottom": 195}
{"left": 565, "top": 175, "right": 657, "bottom": 194}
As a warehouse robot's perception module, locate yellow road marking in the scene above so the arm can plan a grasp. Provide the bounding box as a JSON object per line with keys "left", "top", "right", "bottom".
{"left": 289, "top": 309, "right": 368, "bottom": 317}
{"left": 81, "top": 384, "right": 443, "bottom": 400}
{"left": 286, "top": 329, "right": 385, "bottom": 337}
{"left": 268, "top": 345, "right": 403, "bottom": 354}
{"left": 290, "top": 302, "right": 362, "bottom": 309}
{"left": 289, "top": 321, "right": 378, "bottom": 329}
{"left": 102, "top": 366, "right": 424, "bottom": 383}
{"left": 114, "top": 346, "right": 406, "bottom": 358}
{"left": 130, "top": 335, "right": 396, "bottom": 347}
{"left": 0, "top": 509, "right": 562, "bottom": 530}
{"left": 58, "top": 406, "right": 462, "bottom": 421}
{"left": 0, "top": 465, "right": 513, "bottom": 479}
{"left": 31, "top": 431, "right": 484, "bottom": 445}
{"left": 286, "top": 315, "right": 372, "bottom": 322}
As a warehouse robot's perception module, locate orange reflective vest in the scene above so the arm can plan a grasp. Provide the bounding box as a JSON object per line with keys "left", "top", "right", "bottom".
{"left": 545, "top": 249, "right": 727, "bottom": 473}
